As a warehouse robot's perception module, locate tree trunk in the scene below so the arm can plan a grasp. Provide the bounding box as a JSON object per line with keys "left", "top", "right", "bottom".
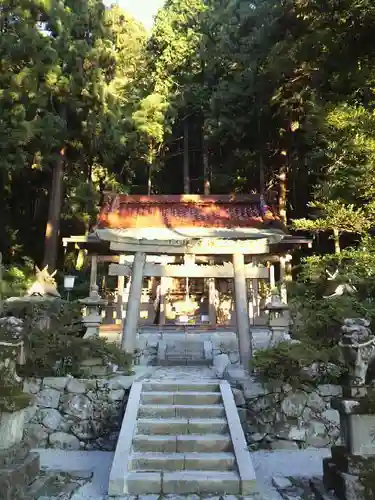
{"left": 147, "top": 141, "right": 153, "bottom": 195}
{"left": 279, "top": 166, "right": 287, "bottom": 224}
{"left": 43, "top": 148, "right": 64, "bottom": 272}
{"left": 147, "top": 164, "right": 152, "bottom": 195}
{"left": 183, "top": 118, "right": 190, "bottom": 194}
{"left": 333, "top": 228, "right": 341, "bottom": 254}
{"left": 259, "top": 155, "right": 265, "bottom": 196}
{"left": 202, "top": 133, "right": 210, "bottom": 195}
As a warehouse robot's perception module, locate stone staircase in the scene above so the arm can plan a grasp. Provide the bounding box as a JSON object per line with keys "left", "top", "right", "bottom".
{"left": 109, "top": 379, "right": 256, "bottom": 496}
{"left": 157, "top": 339, "right": 213, "bottom": 366}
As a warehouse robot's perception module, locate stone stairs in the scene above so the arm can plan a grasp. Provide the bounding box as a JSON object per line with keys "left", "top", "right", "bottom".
{"left": 109, "top": 379, "right": 256, "bottom": 496}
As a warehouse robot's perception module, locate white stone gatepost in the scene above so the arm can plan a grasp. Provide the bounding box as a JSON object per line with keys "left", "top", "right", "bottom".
{"left": 89, "top": 255, "right": 98, "bottom": 293}
{"left": 121, "top": 252, "right": 146, "bottom": 354}
{"left": 232, "top": 252, "right": 252, "bottom": 370}
{"left": 269, "top": 262, "right": 276, "bottom": 290}
{"left": 280, "top": 254, "right": 292, "bottom": 303}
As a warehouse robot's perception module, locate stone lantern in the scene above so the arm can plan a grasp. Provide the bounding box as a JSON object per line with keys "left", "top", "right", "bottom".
{"left": 262, "top": 291, "right": 291, "bottom": 345}
{"left": 79, "top": 286, "right": 108, "bottom": 338}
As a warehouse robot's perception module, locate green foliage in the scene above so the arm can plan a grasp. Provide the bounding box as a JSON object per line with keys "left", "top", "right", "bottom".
{"left": 21, "top": 329, "right": 131, "bottom": 378}
{"left": 4, "top": 298, "right": 83, "bottom": 333}
{"left": 0, "top": 389, "right": 32, "bottom": 413}
{"left": 1, "top": 261, "right": 35, "bottom": 298}
{"left": 254, "top": 237, "right": 375, "bottom": 388}
{"left": 297, "top": 237, "right": 375, "bottom": 297}
{"left": 0, "top": 1, "right": 147, "bottom": 265}
{"left": 292, "top": 201, "right": 370, "bottom": 236}
{"left": 251, "top": 341, "right": 342, "bottom": 388}
{"left": 2, "top": 299, "right": 131, "bottom": 378}
{"left": 290, "top": 290, "right": 375, "bottom": 346}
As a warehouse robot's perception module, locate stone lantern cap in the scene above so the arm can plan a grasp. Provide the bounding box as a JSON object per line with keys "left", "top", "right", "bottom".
{"left": 78, "top": 286, "right": 108, "bottom": 307}
{"left": 263, "top": 292, "right": 289, "bottom": 311}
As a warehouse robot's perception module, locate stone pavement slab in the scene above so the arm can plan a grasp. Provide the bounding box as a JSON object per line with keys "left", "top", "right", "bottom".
{"left": 33, "top": 448, "right": 331, "bottom": 500}
{"left": 142, "top": 366, "right": 218, "bottom": 381}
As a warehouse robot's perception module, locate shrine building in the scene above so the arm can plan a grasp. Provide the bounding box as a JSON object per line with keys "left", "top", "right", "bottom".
{"left": 64, "top": 194, "right": 309, "bottom": 366}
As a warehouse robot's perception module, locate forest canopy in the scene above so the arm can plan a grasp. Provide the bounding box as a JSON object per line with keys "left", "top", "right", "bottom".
{"left": 1, "top": 0, "right": 375, "bottom": 272}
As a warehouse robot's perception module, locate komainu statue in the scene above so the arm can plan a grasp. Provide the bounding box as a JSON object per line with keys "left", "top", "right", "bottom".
{"left": 339, "top": 318, "right": 375, "bottom": 386}
{"left": 26, "top": 266, "right": 61, "bottom": 298}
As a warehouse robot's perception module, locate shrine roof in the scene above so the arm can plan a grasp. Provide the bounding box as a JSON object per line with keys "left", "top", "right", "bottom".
{"left": 96, "top": 194, "right": 284, "bottom": 232}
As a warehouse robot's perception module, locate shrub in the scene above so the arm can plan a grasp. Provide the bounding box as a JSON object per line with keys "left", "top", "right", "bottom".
{"left": 1, "top": 262, "right": 34, "bottom": 299}
{"left": 4, "top": 299, "right": 132, "bottom": 378}
{"left": 252, "top": 242, "right": 375, "bottom": 389}
{"left": 289, "top": 288, "right": 375, "bottom": 347}
{"left": 20, "top": 328, "right": 132, "bottom": 378}
{"left": 251, "top": 341, "right": 344, "bottom": 388}
{"left": 4, "top": 299, "right": 84, "bottom": 335}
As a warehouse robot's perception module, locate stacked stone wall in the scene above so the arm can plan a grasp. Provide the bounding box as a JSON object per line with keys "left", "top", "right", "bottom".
{"left": 236, "top": 379, "right": 342, "bottom": 450}
{"left": 22, "top": 375, "right": 131, "bottom": 451}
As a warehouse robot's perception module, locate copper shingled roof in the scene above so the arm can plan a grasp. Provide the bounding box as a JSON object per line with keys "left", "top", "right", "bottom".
{"left": 96, "top": 194, "right": 283, "bottom": 230}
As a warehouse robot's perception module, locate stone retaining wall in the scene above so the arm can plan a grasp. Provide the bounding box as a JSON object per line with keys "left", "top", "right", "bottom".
{"left": 22, "top": 375, "right": 131, "bottom": 451}
{"left": 237, "top": 379, "right": 342, "bottom": 450}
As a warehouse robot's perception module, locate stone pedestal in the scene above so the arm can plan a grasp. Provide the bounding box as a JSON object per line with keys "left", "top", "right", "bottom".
{"left": 0, "top": 411, "right": 45, "bottom": 500}
{"left": 323, "top": 395, "right": 375, "bottom": 499}
{"left": 322, "top": 318, "right": 375, "bottom": 500}
{"left": 0, "top": 330, "right": 46, "bottom": 498}
{"left": 0, "top": 409, "right": 26, "bottom": 450}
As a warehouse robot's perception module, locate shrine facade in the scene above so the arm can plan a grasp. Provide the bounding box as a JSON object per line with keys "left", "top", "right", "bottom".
{"left": 64, "top": 194, "right": 309, "bottom": 366}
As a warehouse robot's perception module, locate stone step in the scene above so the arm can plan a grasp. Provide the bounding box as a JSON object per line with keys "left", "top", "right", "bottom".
{"left": 0, "top": 452, "right": 40, "bottom": 500}
{"left": 138, "top": 404, "right": 226, "bottom": 418}
{"left": 131, "top": 452, "right": 236, "bottom": 471}
{"left": 132, "top": 434, "right": 233, "bottom": 453}
{"left": 142, "top": 382, "right": 220, "bottom": 392}
{"left": 26, "top": 473, "right": 55, "bottom": 500}
{"left": 140, "top": 391, "right": 222, "bottom": 405}
{"left": 109, "top": 379, "right": 258, "bottom": 497}
{"left": 159, "top": 359, "right": 211, "bottom": 367}
{"left": 137, "top": 418, "right": 228, "bottom": 435}
{"left": 126, "top": 470, "right": 241, "bottom": 495}
{"left": 176, "top": 434, "right": 234, "bottom": 453}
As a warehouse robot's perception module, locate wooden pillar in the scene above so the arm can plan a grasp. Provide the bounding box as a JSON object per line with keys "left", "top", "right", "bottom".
{"left": 233, "top": 253, "right": 252, "bottom": 369}
{"left": 159, "top": 277, "right": 167, "bottom": 326}
{"left": 208, "top": 278, "right": 216, "bottom": 327}
{"left": 251, "top": 279, "right": 258, "bottom": 318}
{"left": 122, "top": 277, "right": 132, "bottom": 319}
{"left": 184, "top": 253, "right": 194, "bottom": 308}
{"left": 121, "top": 252, "right": 146, "bottom": 353}
{"left": 90, "top": 255, "right": 98, "bottom": 292}
{"left": 251, "top": 258, "right": 259, "bottom": 322}
{"left": 248, "top": 280, "right": 254, "bottom": 326}
{"left": 116, "top": 255, "right": 125, "bottom": 324}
